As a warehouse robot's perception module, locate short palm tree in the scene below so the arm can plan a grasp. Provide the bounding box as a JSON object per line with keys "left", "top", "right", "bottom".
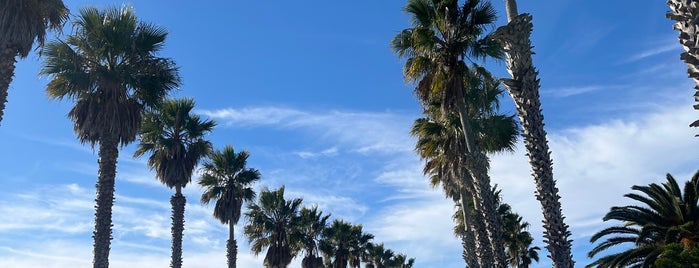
{"left": 134, "top": 98, "right": 215, "bottom": 268}
{"left": 587, "top": 171, "right": 699, "bottom": 267}
{"left": 320, "top": 220, "right": 374, "bottom": 268}
{"left": 348, "top": 225, "right": 373, "bottom": 268}
{"left": 666, "top": 0, "right": 699, "bottom": 134}
{"left": 387, "top": 253, "right": 415, "bottom": 268}
{"left": 0, "top": 0, "right": 68, "bottom": 124}
{"left": 393, "top": 0, "right": 507, "bottom": 266}
{"left": 496, "top": 190, "right": 540, "bottom": 268}
{"left": 364, "top": 243, "right": 395, "bottom": 268}
{"left": 244, "top": 186, "right": 303, "bottom": 268}
{"left": 494, "top": 1, "right": 574, "bottom": 266}
{"left": 199, "top": 145, "right": 261, "bottom": 268}
{"left": 296, "top": 206, "right": 331, "bottom": 268}
{"left": 41, "top": 6, "right": 180, "bottom": 268}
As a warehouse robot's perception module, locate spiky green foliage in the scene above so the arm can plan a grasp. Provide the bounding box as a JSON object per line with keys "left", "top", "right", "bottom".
{"left": 319, "top": 220, "right": 374, "bottom": 268}
{"left": 199, "top": 145, "right": 261, "bottom": 268}
{"left": 587, "top": 171, "right": 699, "bottom": 268}
{"left": 364, "top": 243, "right": 416, "bottom": 268}
{"left": 40, "top": 6, "right": 179, "bottom": 268}
{"left": 295, "top": 206, "right": 331, "bottom": 268}
{"left": 244, "top": 186, "right": 303, "bottom": 268}
{"left": 655, "top": 243, "right": 699, "bottom": 268}
{"left": 136, "top": 98, "right": 215, "bottom": 192}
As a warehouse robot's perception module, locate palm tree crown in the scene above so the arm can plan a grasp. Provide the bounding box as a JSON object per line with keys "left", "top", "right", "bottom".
{"left": 244, "top": 186, "right": 303, "bottom": 268}
{"left": 588, "top": 171, "right": 699, "bottom": 267}
{"left": 135, "top": 98, "right": 215, "bottom": 192}
{"left": 0, "top": 0, "right": 68, "bottom": 124}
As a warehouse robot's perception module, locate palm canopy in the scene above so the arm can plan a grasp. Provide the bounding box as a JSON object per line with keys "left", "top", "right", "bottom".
{"left": 135, "top": 98, "right": 215, "bottom": 190}
{"left": 587, "top": 171, "right": 699, "bottom": 268}
{"left": 295, "top": 206, "right": 331, "bottom": 268}
{"left": 244, "top": 186, "right": 303, "bottom": 268}
{"left": 319, "top": 220, "right": 374, "bottom": 268}
{"left": 0, "top": 0, "right": 68, "bottom": 57}
{"left": 391, "top": 0, "right": 502, "bottom": 111}
{"left": 199, "top": 145, "right": 261, "bottom": 225}
{"left": 41, "top": 6, "right": 181, "bottom": 146}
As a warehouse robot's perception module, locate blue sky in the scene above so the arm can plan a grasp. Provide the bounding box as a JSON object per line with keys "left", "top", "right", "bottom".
{"left": 0, "top": 1, "right": 697, "bottom": 267}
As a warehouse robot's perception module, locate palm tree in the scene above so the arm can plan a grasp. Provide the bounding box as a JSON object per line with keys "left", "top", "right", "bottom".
{"left": 387, "top": 253, "right": 416, "bottom": 268}
{"left": 0, "top": 0, "right": 68, "bottom": 124}
{"left": 411, "top": 66, "right": 517, "bottom": 267}
{"left": 244, "top": 186, "right": 303, "bottom": 268}
{"left": 666, "top": 0, "right": 699, "bottom": 134}
{"left": 493, "top": 1, "right": 575, "bottom": 267}
{"left": 199, "top": 145, "right": 261, "bottom": 268}
{"left": 40, "top": 6, "right": 180, "bottom": 268}
{"left": 365, "top": 243, "right": 415, "bottom": 268}
{"left": 348, "top": 225, "right": 373, "bottom": 268}
{"left": 587, "top": 171, "right": 699, "bottom": 267}
{"left": 392, "top": 0, "right": 507, "bottom": 266}
{"left": 134, "top": 98, "right": 215, "bottom": 268}
{"left": 495, "top": 189, "right": 540, "bottom": 268}
{"left": 365, "top": 243, "right": 395, "bottom": 268}
{"left": 296, "top": 206, "right": 331, "bottom": 268}
{"left": 320, "top": 220, "right": 374, "bottom": 268}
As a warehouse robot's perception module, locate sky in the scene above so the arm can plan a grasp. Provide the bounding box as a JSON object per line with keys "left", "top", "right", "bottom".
{"left": 0, "top": 1, "right": 697, "bottom": 267}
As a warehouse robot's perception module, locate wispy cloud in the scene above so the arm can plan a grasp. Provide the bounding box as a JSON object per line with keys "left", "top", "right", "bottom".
{"left": 541, "top": 85, "right": 619, "bottom": 98}
{"left": 200, "top": 106, "right": 417, "bottom": 155}
{"left": 623, "top": 43, "right": 679, "bottom": 64}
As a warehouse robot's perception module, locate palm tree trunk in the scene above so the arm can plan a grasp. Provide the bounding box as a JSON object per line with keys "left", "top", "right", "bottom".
{"left": 170, "top": 192, "right": 186, "bottom": 268}
{"left": 666, "top": 0, "right": 699, "bottom": 133}
{"left": 228, "top": 220, "right": 237, "bottom": 268}
{"left": 93, "top": 136, "right": 119, "bottom": 268}
{"left": 0, "top": 44, "right": 17, "bottom": 125}
{"left": 454, "top": 78, "right": 507, "bottom": 268}
{"left": 458, "top": 190, "right": 481, "bottom": 268}
{"left": 495, "top": 2, "right": 574, "bottom": 267}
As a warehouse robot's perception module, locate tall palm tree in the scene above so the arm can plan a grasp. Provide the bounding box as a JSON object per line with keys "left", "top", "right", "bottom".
{"left": 0, "top": 0, "right": 68, "bottom": 124}
{"left": 199, "top": 145, "right": 261, "bottom": 268}
{"left": 393, "top": 0, "right": 507, "bottom": 266}
{"left": 244, "top": 186, "right": 303, "bottom": 268}
{"left": 134, "top": 98, "right": 215, "bottom": 268}
{"left": 587, "top": 171, "right": 699, "bottom": 267}
{"left": 493, "top": 1, "right": 574, "bottom": 266}
{"left": 40, "top": 6, "right": 180, "bottom": 268}
{"left": 666, "top": 0, "right": 699, "bottom": 134}
{"left": 296, "top": 206, "right": 331, "bottom": 268}
{"left": 411, "top": 66, "right": 517, "bottom": 267}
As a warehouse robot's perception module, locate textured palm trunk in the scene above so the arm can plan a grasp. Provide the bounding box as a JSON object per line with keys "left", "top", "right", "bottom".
{"left": 495, "top": 2, "right": 574, "bottom": 267}
{"left": 666, "top": 0, "right": 699, "bottom": 133}
{"left": 93, "top": 136, "right": 119, "bottom": 268}
{"left": 454, "top": 79, "right": 507, "bottom": 268}
{"left": 458, "top": 190, "right": 481, "bottom": 268}
{"left": 228, "top": 221, "right": 237, "bottom": 268}
{"left": 0, "top": 44, "right": 17, "bottom": 125}
{"left": 170, "top": 190, "right": 186, "bottom": 268}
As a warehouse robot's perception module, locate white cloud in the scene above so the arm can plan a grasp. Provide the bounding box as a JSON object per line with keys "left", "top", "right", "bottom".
{"left": 201, "top": 106, "right": 416, "bottom": 155}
